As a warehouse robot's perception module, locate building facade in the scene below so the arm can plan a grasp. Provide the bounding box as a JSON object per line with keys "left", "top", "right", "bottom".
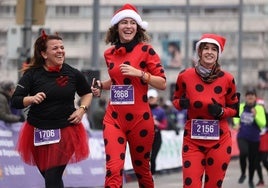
{"left": 0, "top": 0, "right": 268, "bottom": 99}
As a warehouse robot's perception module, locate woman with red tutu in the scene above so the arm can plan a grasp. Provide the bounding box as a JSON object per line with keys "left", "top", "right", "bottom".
{"left": 11, "top": 30, "right": 92, "bottom": 188}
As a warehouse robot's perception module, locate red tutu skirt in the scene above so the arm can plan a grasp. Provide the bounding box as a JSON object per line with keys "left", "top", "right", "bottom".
{"left": 17, "top": 122, "right": 89, "bottom": 171}
{"left": 260, "top": 132, "right": 268, "bottom": 152}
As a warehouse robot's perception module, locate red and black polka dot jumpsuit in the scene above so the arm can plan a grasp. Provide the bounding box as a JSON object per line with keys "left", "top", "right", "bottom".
{"left": 172, "top": 68, "right": 239, "bottom": 188}
{"left": 103, "top": 42, "right": 166, "bottom": 188}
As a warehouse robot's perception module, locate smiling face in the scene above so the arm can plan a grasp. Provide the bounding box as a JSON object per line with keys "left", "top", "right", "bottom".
{"left": 118, "top": 18, "right": 137, "bottom": 43}
{"left": 41, "top": 39, "right": 65, "bottom": 67}
{"left": 198, "top": 43, "right": 219, "bottom": 69}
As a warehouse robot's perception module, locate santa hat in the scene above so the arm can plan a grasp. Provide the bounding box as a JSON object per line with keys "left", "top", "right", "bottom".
{"left": 194, "top": 33, "right": 226, "bottom": 62}
{"left": 110, "top": 4, "right": 148, "bottom": 30}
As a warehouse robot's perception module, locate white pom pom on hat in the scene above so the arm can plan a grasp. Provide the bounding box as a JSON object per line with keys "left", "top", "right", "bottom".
{"left": 110, "top": 4, "right": 148, "bottom": 30}
{"left": 194, "top": 33, "right": 226, "bottom": 62}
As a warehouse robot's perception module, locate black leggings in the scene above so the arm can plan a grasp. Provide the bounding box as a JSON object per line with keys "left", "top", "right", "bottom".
{"left": 39, "top": 165, "right": 66, "bottom": 188}
{"left": 237, "top": 138, "right": 259, "bottom": 182}
{"left": 150, "top": 130, "right": 162, "bottom": 175}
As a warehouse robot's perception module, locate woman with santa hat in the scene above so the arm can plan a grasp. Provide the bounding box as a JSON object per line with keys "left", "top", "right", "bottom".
{"left": 172, "top": 33, "right": 240, "bottom": 188}
{"left": 91, "top": 3, "right": 166, "bottom": 187}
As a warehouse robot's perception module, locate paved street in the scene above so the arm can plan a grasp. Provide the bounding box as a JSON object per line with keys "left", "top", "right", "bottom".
{"left": 124, "top": 157, "right": 268, "bottom": 188}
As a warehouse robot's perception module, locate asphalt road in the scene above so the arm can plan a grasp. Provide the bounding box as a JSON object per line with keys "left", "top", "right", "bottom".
{"left": 124, "top": 157, "right": 268, "bottom": 188}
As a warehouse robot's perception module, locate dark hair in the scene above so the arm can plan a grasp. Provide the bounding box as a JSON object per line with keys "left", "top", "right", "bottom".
{"left": 23, "top": 33, "right": 63, "bottom": 72}
{"left": 245, "top": 88, "right": 257, "bottom": 96}
{"left": 198, "top": 42, "right": 219, "bottom": 63}
{"left": 168, "top": 42, "right": 180, "bottom": 51}
{"left": 105, "top": 24, "right": 150, "bottom": 45}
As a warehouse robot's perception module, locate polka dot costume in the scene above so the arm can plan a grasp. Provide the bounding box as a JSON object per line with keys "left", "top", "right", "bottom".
{"left": 103, "top": 42, "right": 166, "bottom": 187}
{"left": 173, "top": 68, "right": 239, "bottom": 188}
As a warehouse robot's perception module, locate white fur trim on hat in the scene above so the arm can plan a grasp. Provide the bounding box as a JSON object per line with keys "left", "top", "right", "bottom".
{"left": 111, "top": 9, "right": 148, "bottom": 30}
{"left": 194, "top": 38, "right": 222, "bottom": 63}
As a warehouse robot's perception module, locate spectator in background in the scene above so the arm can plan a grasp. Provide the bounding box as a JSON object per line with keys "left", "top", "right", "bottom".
{"left": 91, "top": 98, "right": 106, "bottom": 130}
{"left": 233, "top": 88, "right": 266, "bottom": 188}
{"left": 0, "top": 80, "right": 24, "bottom": 124}
{"left": 255, "top": 98, "right": 268, "bottom": 187}
{"left": 148, "top": 89, "right": 167, "bottom": 175}
{"left": 163, "top": 100, "right": 180, "bottom": 134}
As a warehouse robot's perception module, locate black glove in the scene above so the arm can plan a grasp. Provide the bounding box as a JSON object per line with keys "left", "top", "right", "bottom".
{"left": 208, "top": 98, "right": 223, "bottom": 118}
{"left": 179, "top": 97, "right": 190, "bottom": 109}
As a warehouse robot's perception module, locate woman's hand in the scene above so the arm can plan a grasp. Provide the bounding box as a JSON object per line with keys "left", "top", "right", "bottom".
{"left": 68, "top": 108, "right": 84, "bottom": 124}
{"left": 119, "top": 64, "right": 141, "bottom": 77}
{"left": 31, "top": 92, "right": 46, "bottom": 104}
{"left": 91, "top": 78, "right": 102, "bottom": 97}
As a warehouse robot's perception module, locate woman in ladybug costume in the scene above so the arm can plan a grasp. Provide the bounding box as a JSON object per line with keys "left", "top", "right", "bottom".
{"left": 172, "top": 33, "right": 239, "bottom": 188}
{"left": 91, "top": 3, "right": 166, "bottom": 188}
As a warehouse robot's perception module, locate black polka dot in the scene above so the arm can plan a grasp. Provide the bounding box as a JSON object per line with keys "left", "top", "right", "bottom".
{"left": 227, "top": 87, "right": 232, "bottom": 95}
{"left": 140, "top": 61, "right": 146, "bottom": 68}
{"left": 227, "top": 146, "right": 232, "bottom": 154}
{"left": 109, "top": 63, "right": 114, "bottom": 70}
{"left": 106, "top": 170, "right": 112, "bottom": 177}
{"left": 207, "top": 157, "right": 214, "bottom": 166}
{"left": 104, "top": 138, "right": 108, "bottom": 146}
{"left": 143, "top": 95, "right": 148, "bottom": 102}
{"left": 204, "top": 174, "right": 209, "bottom": 182}
{"left": 214, "top": 86, "right": 222, "bottom": 94}
{"left": 183, "top": 145, "right": 189, "bottom": 152}
{"left": 112, "top": 111, "right": 118, "bottom": 119}
{"left": 148, "top": 48, "right": 156, "bottom": 55}
{"left": 134, "top": 160, "right": 142, "bottom": 166}
{"left": 136, "top": 146, "right": 144, "bottom": 153}
{"left": 201, "top": 159, "right": 206, "bottom": 166}
{"left": 213, "top": 143, "right": 220, "bottom": 149}
{"left": 184, "top": 130, "right": 188, "bottom": 137}
{"left": 184, "top": 160, "right": 191, "bottom": 168}
{"left": 123, "top": 78, "right": 131, "bottom": 85}
{"left": 114, "top": 123, "right": 120, "bottom": 129}
{"left": 194, "top": 101, "right": 203, "bottom": 108}
{"left": 123, "top": 61, "right": 130, "bottom": 65}
{"left": 143, "top": 112, "right": 150, "bottom": 120}
{"left": 106, "top": 154, "right": 110, "bottom": 162}
{"left": 141, "top": 45, "right": 148, "bottom": 52}
{"left": 217, "top": 179, "right": 223, "bottom": 187}
{"left": 195, "top": 84, "right": 204, "bottom": 92}
{"left": 144, "top": 152, "right": 150, "bottom": 159}
{"left": 120, "top": 153, "right": 125, "bottom": 160}
{"left": 125, "top": 113, "right": 134, "bottom": 121}
{"left": 198, "top": 146, "right": 206, "bottom": 152}
{"left": 118, "top": 137, "right": 124, "bottom": 144}
{"left": 222, "top": 162, "right": 228, "bottom": 170}
{"left": 232, "top": 78, "right": 235, "bottom": 84}
{"left": 140, "top": 129, "right": 148, "bottom": 137}
{"left": 185, "top": 177, "right": 192, "bottom": 186}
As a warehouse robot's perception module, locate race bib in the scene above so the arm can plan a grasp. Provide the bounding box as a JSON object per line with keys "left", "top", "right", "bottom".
{"left": 34, "top": 128, "right": 61, "bottom": 146}
{"left": 191, "top": 119, "right": 219, "bottom": 140}
{"left": 110, "top": 85, "right": 134, "bottom": 105}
